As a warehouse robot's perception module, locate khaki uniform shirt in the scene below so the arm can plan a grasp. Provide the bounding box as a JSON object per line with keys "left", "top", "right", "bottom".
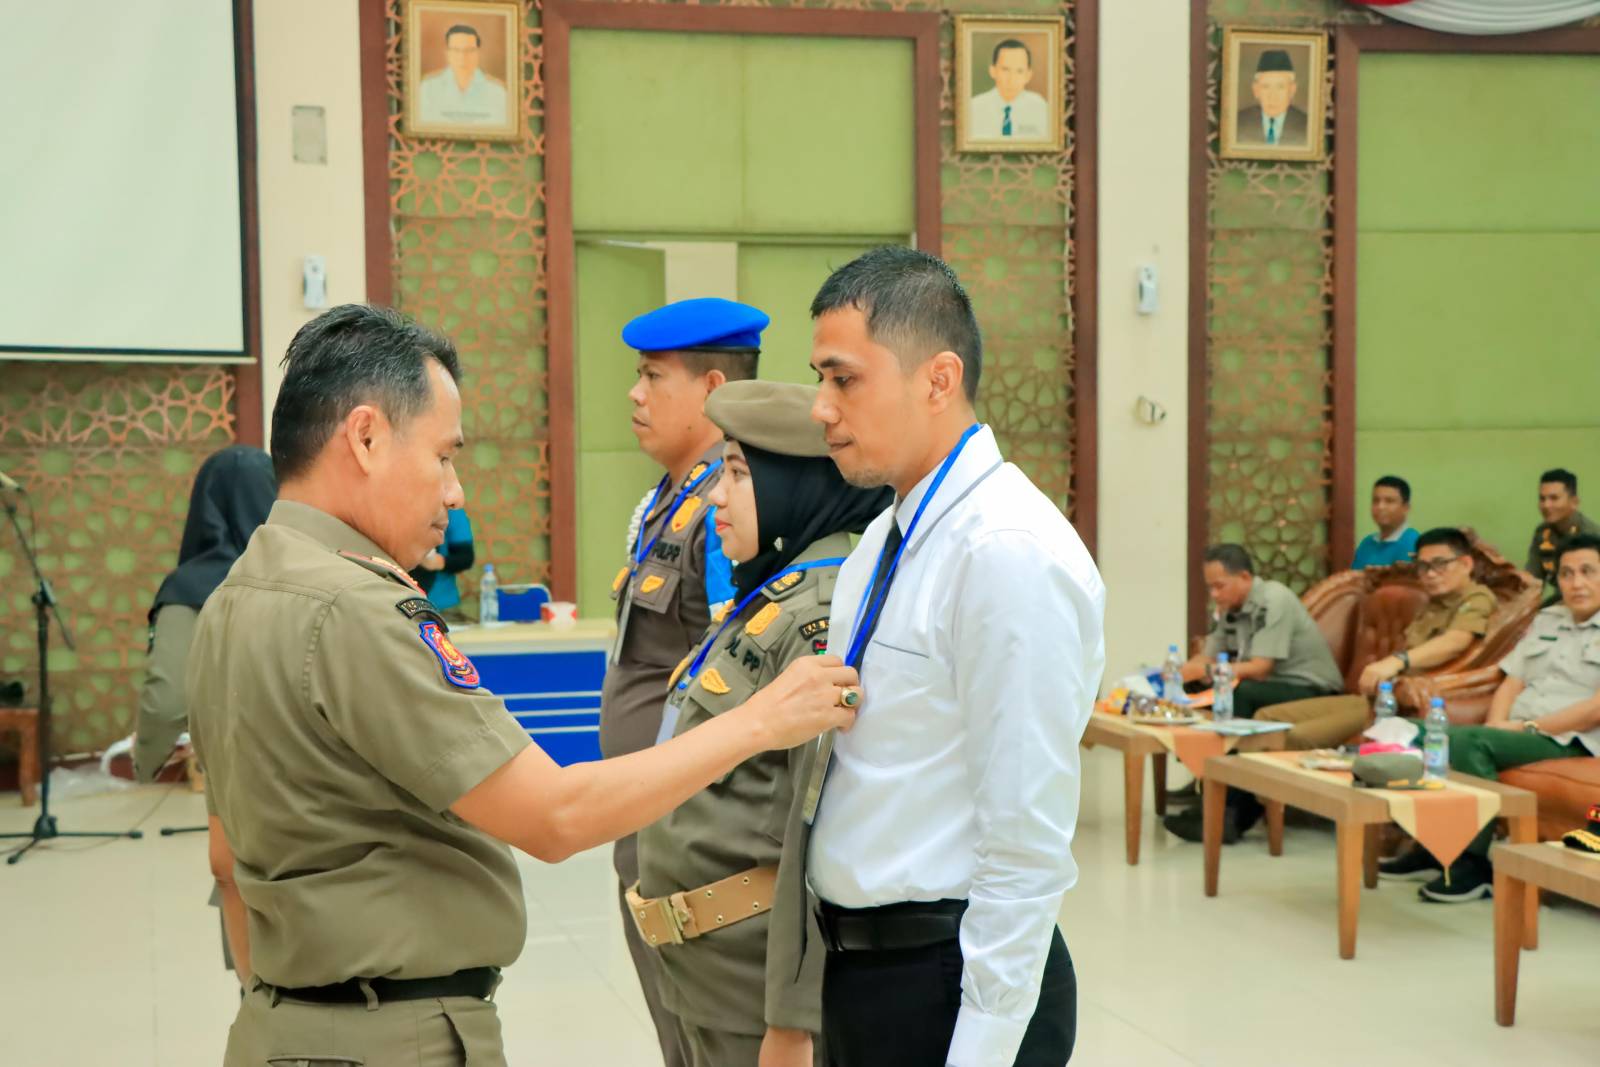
{"left": 188, "top": 501, "right": 531, "bottom": 988}
{"left": 635, "top": 536, "right": 845, "bottom": 1037}
{"left": 1498, "top": 605, "right": 1600, "bottom": 755}
{"left": 602, "top": 443, "right": 733, "bottom": 884}
{"left": 1203, "top": 577, "right": 1342, "bottom": 692}
{"left": 1404, "top": 581, "right": 1495, "bottom": 648}
{"left": 1526, "top": 511, "right": 1600, "bottom": 588}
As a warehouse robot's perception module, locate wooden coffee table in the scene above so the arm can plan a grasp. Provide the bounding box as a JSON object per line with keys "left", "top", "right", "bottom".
{"left": 1202, "top": 754, "right": 1539, "bottom": 960}
{"left": 1490, "top": 842, "right": 1600, "bottom": 1026}
{"left": 1081, "top": 713, "right": 1287, "bottom": 865}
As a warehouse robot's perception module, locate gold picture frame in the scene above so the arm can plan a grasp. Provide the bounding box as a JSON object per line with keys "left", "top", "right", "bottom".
{"left": 404, "top": 0, "right": 522, "bottom": 142}
{"left": 1219, "top": 27, "right": 1327, "bottom": 162}
{"left": 954, "top": 15, "right": 1066, "bottom": 154}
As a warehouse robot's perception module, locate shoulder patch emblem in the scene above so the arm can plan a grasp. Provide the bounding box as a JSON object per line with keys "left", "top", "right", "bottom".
{"left": 338, "top": 550, "right": 426, "bottom": 595}
{"left": 612, "top": 566, "right": 630, "bottom": 593}
{"left": 700, "top": 668, "right": 731, "bottom": 695}
{"left": 744, "top": 602, "right": 782, "bottom": 637}
{"left": 640, "top": 575, "right": 665, "bottom": 595}
{"left": 799, "top": 618, "right": 828, "bottom": 639}
{"left": 766, "top": 571, "right": 804, "bottom": 596}
{"left": 668, "top": 652, "right": 691, "bottom": 689}
{"left": 671, "top": 496, "right": 703, "bottom": 533}
{"left": 419, "top": 620, "right": 480, "bottom": 689}
{"left": 396, "top": 597, "right": 444, "bottom": 626}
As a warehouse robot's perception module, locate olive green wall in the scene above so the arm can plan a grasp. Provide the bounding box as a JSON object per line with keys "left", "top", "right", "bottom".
{"left": 569, "top": 30, "right": 914, "bottom": 614}
{"left": 1355, "top": 53, "right": 1600, "bottom": 561}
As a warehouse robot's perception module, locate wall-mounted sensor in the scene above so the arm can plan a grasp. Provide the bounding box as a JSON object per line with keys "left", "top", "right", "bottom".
{"left": 1137, "top": 264, "right": 1159, "bottom": 315}
{"left": 303, "top": 255, "right": 328, "bottom": 310}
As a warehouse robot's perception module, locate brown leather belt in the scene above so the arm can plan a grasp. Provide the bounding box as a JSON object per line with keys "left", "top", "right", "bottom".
{"left": 626, "top": 865, "right": 778, "bottom": 947}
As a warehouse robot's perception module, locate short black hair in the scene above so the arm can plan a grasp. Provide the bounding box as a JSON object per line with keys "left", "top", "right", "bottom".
{"left": 1540, "top": 468, "right": 1578, "bottom": 495}
{"left": 1557, "top": 533, "right": 1600, "bottom": 569}
{"left": 271, "top": 304, "right": 461, "bottom": 482}
{"left": 1373, "top": 475, "right": 1411, "bottom": 504}
{"left": 1204, "top": 543, "right": 1254, "bottom": 575}
{"left": 992, "top": 39, "right": 1032, "bottom": 66}
{"left": 810, "top": 246, "right": 984, "bottom": 402}
{"left": 678, "top": 350, "right": 758, "bottom": 384}
{"left": 444, "top": 24, "right": 480, "bottom": 45}
{"left": 1415, "top": 527, "right": 1471, "bottom": 558}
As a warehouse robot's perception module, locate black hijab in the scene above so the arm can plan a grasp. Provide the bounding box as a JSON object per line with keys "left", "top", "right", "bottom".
{"left": 150, "top": 446, "right": 277, "bottom": 618}
{"left": 730, "top": 444, "right": 893, "bottom": 601}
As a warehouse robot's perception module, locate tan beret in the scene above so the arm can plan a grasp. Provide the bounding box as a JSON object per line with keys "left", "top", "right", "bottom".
{"left": 705, "top": 380, "right": 829, "bottom": 458}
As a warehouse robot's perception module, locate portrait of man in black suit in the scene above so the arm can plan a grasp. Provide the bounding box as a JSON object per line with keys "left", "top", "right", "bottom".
{"left": 1221, "top": 30, "right": 1326, "bottom": 162}
{"left": 1235, "top": 50, "right": 1307, "bottom": 148}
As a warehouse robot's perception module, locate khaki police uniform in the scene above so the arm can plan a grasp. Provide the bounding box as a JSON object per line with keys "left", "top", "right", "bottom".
{"left": 188, "top": 501, "right": 531, "bottom": 1067}
{"left": 1526, "top": 511, "right": 1600, "bottom": 591}
{"left": 1404, "top": 580, "right": 1495, "bottom": 648}
{"left": 1204, "top": 576, "right": 1342, "bottom": 704}
{"left": 632, "top": 536, "right": 844, "bottom": 1065}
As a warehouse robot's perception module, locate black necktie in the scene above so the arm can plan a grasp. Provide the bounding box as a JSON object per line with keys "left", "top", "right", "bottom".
{"left": 853, "top": 520, "right": 903, "bottom": 665}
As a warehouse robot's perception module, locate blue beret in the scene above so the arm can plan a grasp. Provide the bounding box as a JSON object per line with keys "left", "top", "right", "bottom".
{"left": 621, "top": 298, "right": 770, "bottom": 353}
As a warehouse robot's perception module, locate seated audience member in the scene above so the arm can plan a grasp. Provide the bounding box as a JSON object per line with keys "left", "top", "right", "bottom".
{"left": 1351, "top": 475, "right": 1418, "bottom": 570}
{"left": 1357, "top": 527, "right": 1494, "bottom": 695}
{"left": 1166, "top": 544, "right": 1343, "bottom": 843}
{"left": 1526, "top": 468, "right": 1600, "bottom": 594}
{"left": 1380, "top": 534, "right": 1600, "bottom": 902}
{"left": 408, "top": 505, "right": 475, "bottom": 621}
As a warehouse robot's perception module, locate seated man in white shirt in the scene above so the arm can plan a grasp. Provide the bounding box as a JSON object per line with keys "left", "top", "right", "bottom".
{"left": 774, "top": 246, "right": 1107, "bottom": 1067}
{"left": 967, "top": 39, "right": 1051, "bottom": 141}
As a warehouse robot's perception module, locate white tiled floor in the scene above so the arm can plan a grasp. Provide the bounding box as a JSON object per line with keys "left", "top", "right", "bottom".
{"left": 2, "top": 746, "right": 1595, "bottom": 1065}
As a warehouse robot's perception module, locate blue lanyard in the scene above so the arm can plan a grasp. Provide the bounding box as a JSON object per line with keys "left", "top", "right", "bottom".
{"left": 677, "top": 557, "right": 846, "bottom": 691}
{"left": 843, "top": 423, "right": 982, "bottom": 669}
{"left": 632, "top": 459, "right": 723, "bottom": 572}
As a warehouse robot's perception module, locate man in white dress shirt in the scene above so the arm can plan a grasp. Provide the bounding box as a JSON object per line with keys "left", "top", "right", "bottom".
{"left": 418, "top": 24, "right": 509, "bottom": 128}
{"left": 789, "top": 247, "right": 1106, "bottom": 1066}
{"left": 967, "top": 39, "right": 1051, "bottom": 142}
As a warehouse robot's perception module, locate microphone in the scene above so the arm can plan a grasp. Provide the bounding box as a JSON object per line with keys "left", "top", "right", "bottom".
{"left": 0, "top": 469, "right": 22, "bottom": 493}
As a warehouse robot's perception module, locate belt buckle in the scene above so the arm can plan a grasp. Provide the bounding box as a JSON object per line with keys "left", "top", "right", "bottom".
{"left": 654, "top": 895, "right": 688, "bottom": 945}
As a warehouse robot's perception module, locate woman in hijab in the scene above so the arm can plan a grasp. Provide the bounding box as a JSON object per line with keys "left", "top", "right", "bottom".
{"left": 634, "top": 381, "right": 891, "bottom": 1067}
{"left": 132, "top": 445, "right": 276, "bottom": 782}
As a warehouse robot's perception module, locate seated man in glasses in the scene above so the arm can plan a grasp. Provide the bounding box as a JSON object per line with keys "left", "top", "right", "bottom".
{"left": 1357, "top": 527, "right": 1495, "bottom": 696}
{"left": 1380, "top": 534, "right": 1600, "bottom": 902}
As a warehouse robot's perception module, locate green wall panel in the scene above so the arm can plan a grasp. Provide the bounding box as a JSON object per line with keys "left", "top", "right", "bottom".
{"left": 1358, "top": 232, "right": 1600, "bottom": 431}
{"left": 737, "top": 243, "right": 881, "bottom": 385}
{"left": 741, "top": 38, "right": 913, "bottom": 236}
{"left": 1356, "top": 430, "right": 1600, "bottom": 565}
{"left": 1359, "top": 55, "right": 1600, "bottom": 233}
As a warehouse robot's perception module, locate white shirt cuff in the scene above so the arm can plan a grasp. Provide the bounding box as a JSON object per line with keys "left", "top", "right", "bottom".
{"left": 946, "top": 1005, "right": 1029, "bottom": 1067}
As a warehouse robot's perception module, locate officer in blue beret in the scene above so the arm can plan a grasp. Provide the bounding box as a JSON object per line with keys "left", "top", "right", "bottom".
{"left": 603, "top": 297, "right": 769, "bottom": 1067}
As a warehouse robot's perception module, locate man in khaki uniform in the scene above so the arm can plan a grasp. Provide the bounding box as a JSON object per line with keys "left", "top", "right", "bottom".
{"left": 604, "top": 297, "right": 766, "bottom": 1065}
{"left": 190, "top": 305, "right": 859, "bottom": 1066}
{"left": 1168, "top": 543, "right": 1342, "bottom": 842}
{"left": 633, "top": 382, "right": 891, "bottom": 1067}
{"left": 1525, "top": 468, "right": 1600, "bottom": 596}
{"left": 1383, "top": 533, "right": 1600, "bottom": 901}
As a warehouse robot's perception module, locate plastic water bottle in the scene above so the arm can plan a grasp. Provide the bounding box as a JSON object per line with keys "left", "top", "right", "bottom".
{"left": 1374, "top": 681, "right": 1397, "bottom": 722}
{"left": 1212, "top": 653, "right": 1234, "bottom": 722}
{"left": 478, "top": 564, "right": 499, "bottom": 626}
{"left": 1161, "top": 645, "right": 1188, "bottom": 704}
{"left": 1423, "top": 697, "right": 1449, "bottom": 781}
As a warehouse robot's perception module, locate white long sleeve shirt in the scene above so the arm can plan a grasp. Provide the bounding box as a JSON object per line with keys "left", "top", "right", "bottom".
{"left": 808, "top": 426, "right": 1106, "bottom": 1067}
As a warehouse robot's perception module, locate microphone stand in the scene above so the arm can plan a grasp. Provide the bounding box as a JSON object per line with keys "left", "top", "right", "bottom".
{"left": 1, "top": 490, "right": 143, "bottom": 864}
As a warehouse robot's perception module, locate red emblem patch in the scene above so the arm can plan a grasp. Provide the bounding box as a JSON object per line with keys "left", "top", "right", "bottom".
{"left": 419, "top": 620, "right": 480, "bottom": 689}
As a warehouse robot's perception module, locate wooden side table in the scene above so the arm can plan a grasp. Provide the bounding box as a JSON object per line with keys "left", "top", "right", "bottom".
{"left": 1490, "top": 842, "right": 1600, "bottom": 1026}
{"left": 0, "top": 707, "right": 40, "bottom": 807}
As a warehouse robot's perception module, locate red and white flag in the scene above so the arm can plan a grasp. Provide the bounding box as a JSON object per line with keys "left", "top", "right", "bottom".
{"left": 1349, "top": 0, "right": 1600, "bottom": 34}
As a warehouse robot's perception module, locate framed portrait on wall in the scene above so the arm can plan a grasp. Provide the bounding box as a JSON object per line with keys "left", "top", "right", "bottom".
{"left": 404, "top": 0, "right": 522, "bottom": 141}
{"left": 1219, "top": 28, "right": 1327, "bottom": 162}
{"left": 954, "top": 15, "right": 1065, "bottom": 154}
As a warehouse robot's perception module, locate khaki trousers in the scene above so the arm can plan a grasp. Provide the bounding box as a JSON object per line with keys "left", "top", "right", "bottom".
{"left": 224, "top": 979, "right": 506, "bottom": 1066}
{"left": 1256, "top": 695, "right": 1371, "bottom": 750}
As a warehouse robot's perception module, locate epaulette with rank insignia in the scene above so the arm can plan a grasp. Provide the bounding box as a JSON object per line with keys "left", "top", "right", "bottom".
{"left": 763, "top": 570, "right": 807, "bottom": 601}
{"left": 337, "top": 550, "right": 426, "bottom": 595}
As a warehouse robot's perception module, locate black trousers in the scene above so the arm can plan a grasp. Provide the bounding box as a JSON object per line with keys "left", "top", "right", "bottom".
{"left": 822, "top": 926, "right": 1076, "bottom": 1066}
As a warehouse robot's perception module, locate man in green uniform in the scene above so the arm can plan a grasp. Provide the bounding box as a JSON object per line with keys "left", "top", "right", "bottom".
{"left": 1166, "top": 543, "right": 1343, "bottom": 842}
{"left": 633, "top": 381, "right": 891, "bottom": 1067}
{"left": 1382, "top": 533, "right": 1600, "bottom": 901}
{"left": 189, "top": 305, "right": 859, "bottom": 1066}
{"left": 1525, "top": 468, "right": 1600, "bottom": 596}
{"left": 605, "top": 297, "right": 766, "bottom": 1066}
